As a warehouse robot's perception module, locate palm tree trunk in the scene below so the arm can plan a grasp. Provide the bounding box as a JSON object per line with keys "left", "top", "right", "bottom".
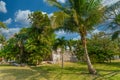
{"left": 61, "top": 53, "right": 64, "bottom": 68}
{"left": 81, "top": 34, "right": 97, "bottom": 74}
{"left": 61, "top": 49, "right": 64, "bottom": 68}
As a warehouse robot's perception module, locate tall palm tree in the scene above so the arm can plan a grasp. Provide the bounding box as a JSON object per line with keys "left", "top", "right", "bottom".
{"left": 46, "top": 0, "right": 104, "bottom": 74}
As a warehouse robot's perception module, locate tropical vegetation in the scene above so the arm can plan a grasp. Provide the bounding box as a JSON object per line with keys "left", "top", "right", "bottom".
{"left": 0, "top": 0, "right": 120, "bottom": 78}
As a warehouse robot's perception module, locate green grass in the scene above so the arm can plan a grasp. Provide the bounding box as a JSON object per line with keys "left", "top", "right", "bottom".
{"left": 0, "top": 61, "right": 120, "bottom": 80}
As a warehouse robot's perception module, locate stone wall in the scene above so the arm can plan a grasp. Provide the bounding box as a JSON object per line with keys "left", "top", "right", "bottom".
{"left": 52, "top": 50, "right": 78, "bottom": 64}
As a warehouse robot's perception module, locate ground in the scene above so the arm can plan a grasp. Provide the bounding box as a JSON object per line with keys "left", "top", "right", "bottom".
{"left": 0, "top": 60, "right": 120, "bottom": 80}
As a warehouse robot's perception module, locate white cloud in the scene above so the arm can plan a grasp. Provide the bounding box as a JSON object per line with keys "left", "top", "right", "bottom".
{"left": 42, "top": 12, "right": 53, "bottom": 17}
{"left": 14, "top": 10, "right": 54, "bottom": 27}
{"left": 41, "top": 12, "right": 53, "bottom": 18}
{"left": 0, "top": 28, "right": 20, "bottom": 39}
{"left": 93, "top": 29, "right": 100, "bottom": 33}
{"left": 44, "top": 0, "right": 66, "bottom": 3}
{"left": 0, "top": 1, "right": 7, "bottom": 13}
{"left": 3, "top": 18, "right": 12, "bottom": 25}
{"left": 73, "top": 36, "right": 80, "bottom": 40}
{"left": 15, "top": 10, "right": 32, "bottom": 26}
{"left": 48, "top": 13, "right": 53, "bottom": 18}
{"left": 57, "top": 0, "right": 66, "bottom": 3}
{"left": 56, "top": 30, "right": 65, "bottom": 35}
{"left": 42, "top": 11, "right": 47, "bottom": 14}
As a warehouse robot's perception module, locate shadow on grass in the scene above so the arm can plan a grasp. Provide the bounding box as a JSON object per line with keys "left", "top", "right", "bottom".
{"left": 30, "top": 62, "right": 120, "bottom": 80}
{"left": 30, "top": 65, "right": 88, "bottom": 80}
{"left": 0, "top": 67, "right": 51, "bottom": 80}
{"left": 0, "top": 69, "right": 34, "bottom": 80}
{"left": 105, "top": 62, "right": 120, "bottom": 68}
{"left": 91, "top": 61, "right": 120, "bottom": 80}
{"left": 1, "top": 62, "right": 120, "bottom": 80}
{"left": 93, "top": 70, "right": 120, "bottom": 80}
{"left": 0, "top": 64, "right": 11, "bottom": 66}
{"left": 97, "top": 62, "right": 120, "bottom": 68}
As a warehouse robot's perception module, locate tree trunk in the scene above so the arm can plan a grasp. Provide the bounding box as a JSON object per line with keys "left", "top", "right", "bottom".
{"left": 20, "top": 46, "right": 23, "bottom": 63}
{"left": 19, "top": 41, "right": 24, "bottom": 63}
{"left": 61, "top": 50, "right": 64, "bottom": 68}
{"left": 81, "top": 34, "right": 97, "bottom": 74}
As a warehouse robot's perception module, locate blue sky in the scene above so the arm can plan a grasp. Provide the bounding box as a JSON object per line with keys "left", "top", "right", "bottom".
{"left": 0, "top": 0, "right": 57, "bottom": 28}
{"left": 0, "top": 0, "right": 119, "bottom": 39}
{"left": 0, "top": 0, "right": 58, "bottom": 39}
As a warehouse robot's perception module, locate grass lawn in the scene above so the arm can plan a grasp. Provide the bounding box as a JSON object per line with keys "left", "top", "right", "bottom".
{"left": 0, "top": 60, "right": 120, "bottom": 80}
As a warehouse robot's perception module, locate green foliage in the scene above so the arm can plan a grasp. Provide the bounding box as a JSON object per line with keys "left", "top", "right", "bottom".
{"left": 1, "top": 61, "right": 120, "bottom": 80}
{"left": 25, "top": 11, "right": 56, "bottom": 65}
{"left": 47, "top": 0, "right": 105, "bottom": 74}
{"left": 0, "top": 38, "right": 19, "bottom": 60}
{"left": 0, "top": 34, "right": 6, "bottom": 44}
{"left": 75, "top": 32, "right": 119, "bottom": 63}
{"left": 47, "top": 0, "right": 104, "bottom": 33}
{"left": 29, "top": 11, "right": 50, "bottom": 29}
{"left": 74, "top": 41, "right": 84, "bottom": 60}
{"left": 112, "top": 31, "right": 120, "bottom": 40}
{"left": 0, "top": 11, "right": 56, "bottom": 65}
{"left": 53, "top": 37, "right": 66, "bottom": 50}
{"left": 0, "top": 22, "right": 6, "bottom": 28}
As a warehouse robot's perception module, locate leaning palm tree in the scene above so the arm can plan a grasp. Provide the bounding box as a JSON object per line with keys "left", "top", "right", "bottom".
{"left": 46, "top": 0, "right": 104, "bottom": 74}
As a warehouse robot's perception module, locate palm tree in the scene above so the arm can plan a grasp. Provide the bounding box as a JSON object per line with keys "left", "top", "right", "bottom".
{"left": 53, "top": 37, "right": 67, "bottom": 68}
{"left": 46, "top": 0, "right": 104, "bottom": 74}
{"left": 14, "top": 28, "right": 28, "bottom": 63}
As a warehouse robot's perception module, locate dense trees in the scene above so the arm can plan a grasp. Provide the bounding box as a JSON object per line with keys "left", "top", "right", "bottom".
{"left": 25, "top": 11, "right": 56, "bottom": 65}
{"left": 75, "top": 32, "right": 119, "bottom": 63}
{"left": 0, "top": 0, "right": 120, "bottom": 76}
{"left": 0, "top": 11, "right": 56, "bottom": 65}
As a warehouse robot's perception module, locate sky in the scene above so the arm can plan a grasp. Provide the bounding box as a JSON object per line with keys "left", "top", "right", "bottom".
{"left": 0, "top": 0, "right": 58, "bottom": 28}
{"left": 0, "top": 0, "right": 119, "bottom": 39}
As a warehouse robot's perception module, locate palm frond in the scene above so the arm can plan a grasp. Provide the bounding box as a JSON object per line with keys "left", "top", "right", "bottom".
{"left": 51, "top": 12, "right": 66, "bottom": 28}
{"left": 0, "top": 22, "right": 6, "bottom": 28}
{"left": 105, "top": 1, "right": 120, "bottom": 14}
{"left": 0, "top": 34, "right": 5, "bottom": 43}
{"left": 46, "top": 0, "right": 70, "bottom": 14}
